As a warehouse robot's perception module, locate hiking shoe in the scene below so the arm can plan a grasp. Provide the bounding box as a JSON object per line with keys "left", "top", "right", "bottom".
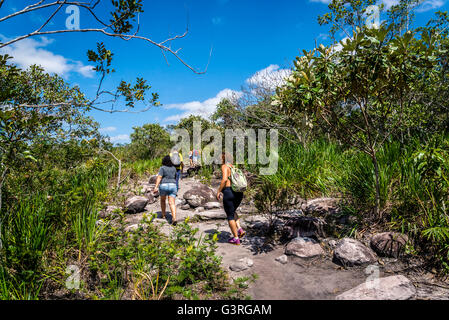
{"left": 228, "top": 237, "right": 241, "bottom": 245}
{"left": 238, "top": 228, "right": 246, "bottom": 238}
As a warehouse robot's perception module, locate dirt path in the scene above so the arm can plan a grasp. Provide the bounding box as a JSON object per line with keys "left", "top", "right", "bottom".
{"left": 121, "top": 169, "right": 449, "bottom": 300}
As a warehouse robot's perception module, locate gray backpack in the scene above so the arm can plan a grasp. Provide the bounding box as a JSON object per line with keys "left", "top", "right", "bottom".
{"left": 226, "top": 164, "right": 247, "bottom": 192}
{"left": 171, "top": 152, "right": 181, "bottom": 166}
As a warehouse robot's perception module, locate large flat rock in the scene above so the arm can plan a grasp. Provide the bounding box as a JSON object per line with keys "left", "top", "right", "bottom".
{"left": 285, "top": 237, "right": 325, "bottom": 258}
{"left": 336, "top": 275, "right": 416, "bottom": 300}
{"left": 194, "top": 209, "right": 227, "bottom": 220}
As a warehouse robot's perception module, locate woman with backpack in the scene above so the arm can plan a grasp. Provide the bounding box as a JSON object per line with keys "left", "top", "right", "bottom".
{"left": 216, "top": 152, "right": 247, "bottom": 245}
{"left": 153, "top": 155, "right": 178, "bottom": 225}
{"left": 169, "top": 149, "right": 183, "bottom": 191}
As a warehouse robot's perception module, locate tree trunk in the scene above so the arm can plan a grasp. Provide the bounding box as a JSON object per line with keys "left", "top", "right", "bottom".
{"left": 0, "top": 166, "right": 8, "bottom": 249}
{"left": 371, "top": 153, "right": 381, "bottom": 219}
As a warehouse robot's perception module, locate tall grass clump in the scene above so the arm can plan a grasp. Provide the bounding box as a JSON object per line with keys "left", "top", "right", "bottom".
{"left": 126, "top": 157, "right": 162, "bottom": 176}
{"left": 391, "top": 136, "right": 449, "bottom": 271}
{"left": 337, "top": 141, "right": 403, "bottom": 213}
{"left": 259, "top": 139, "right": 345, "bottom": 198}
{"left": 0, "top": 158, "right": 114, "bottom": 299}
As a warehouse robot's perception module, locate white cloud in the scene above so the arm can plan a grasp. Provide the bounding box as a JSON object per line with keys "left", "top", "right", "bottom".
{"left": 381, "top": 0, "right": 400, "bottom": 9}
{"left": 245, "top": 64, "right": 291, "bottom": 91}
{"left": 163, "top": 89, "right": 242, "bottom": 122}
{"left": 416, "top": 0, "right": 445, "bottom": 12}
{"left": 309, "top": 0, "right": 331, "bottom": 4}
{"left": 99, "top": 126, "right": 117, "bottom": 133}
{"left": 163, "top": 65, "right": 292, "bottom": 123}
{"left": 109, "top": 134, "right": 130, "bottom": 143}
{"left": 0, "top": 36, "right": 95, "bottom": 78}
{"left": 331, "top": 36, "right": 351, "bottom": 53}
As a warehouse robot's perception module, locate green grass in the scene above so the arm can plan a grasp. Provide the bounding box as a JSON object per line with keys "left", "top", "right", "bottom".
{"left": 125, "top": 158, "right": 162, "bottom": 176}
{"left": 254, "top": 135, "right": 449, "bottom": 272}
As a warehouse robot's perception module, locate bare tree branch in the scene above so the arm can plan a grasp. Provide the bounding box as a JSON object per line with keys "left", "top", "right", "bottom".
{"left": 0, "top": 1, "right": 208, "bottom": 74}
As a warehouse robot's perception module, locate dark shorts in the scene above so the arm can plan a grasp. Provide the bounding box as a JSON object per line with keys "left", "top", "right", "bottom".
{"left": 222, "top": 187, "right": 243, "bottom": 221}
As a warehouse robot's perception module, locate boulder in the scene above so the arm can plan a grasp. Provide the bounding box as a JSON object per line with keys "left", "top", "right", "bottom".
{"left": 98, "top": 205, "right": 120, "bottom": 219}
{"left": 194, "top": 206, "right": 205, "bottom": 213}
{"left": 275, "top": 255, "right": 288, "bottom": 264}
{"left": 180, "top": 204, "right": 191, "bottom": 210}
{"left": 285, "top": 237, "right": 325, "bottom": 258}
{"left": 302, "top": 197, "right": 341, "bottom": 215}
{"left": 144, "top": 191, "right": 157, "bottom": 204}
{"left": 229, "top": 258, "right": 254, "bottom": 272}
{"left": 204, "top": 202, "right": 221, "bottom": 210}
{"left": 187, "top": 166, "right": 201, "bottom": 176}
{"left": 370, "top": 232, "right": 408, "bottom": 258}
{"left": 333, "top": 238, "right": 377, "bottom": 267}
{"left": 175, "top": 198, "right": 185, "bottom": 206}
{"left": 124, "top": 196, "right": 148, "bottom": 214}
{"left": 183, "top": 184, "right": 216, "bottom": 207}
{"left": 148, "top": 175, "right": 158, "bottom": 184}
{"left": 195, "top": 209, "right": 227, "bottom": 220}
{"left": 282, "top": 216, "right": 326, "bottom": 240}
{"left": 140, "top": 184, "right": 153, "bottom": 194}
{"left": 336, "top": 275, "right": 416, "bottom": 300}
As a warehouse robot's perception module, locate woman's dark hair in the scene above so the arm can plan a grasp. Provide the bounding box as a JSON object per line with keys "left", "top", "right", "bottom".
{"left": 162, "top": 155, "right": 173, "bottom": 167}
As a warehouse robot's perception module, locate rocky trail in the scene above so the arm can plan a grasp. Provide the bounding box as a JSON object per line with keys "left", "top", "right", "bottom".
{"left": 100, "top": 167, "right": 449, "bottom": 300}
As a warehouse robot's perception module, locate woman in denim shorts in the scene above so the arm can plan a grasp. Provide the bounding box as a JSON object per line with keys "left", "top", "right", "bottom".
{"left": 153, "top": 155, "right": 178, "bottom": 225}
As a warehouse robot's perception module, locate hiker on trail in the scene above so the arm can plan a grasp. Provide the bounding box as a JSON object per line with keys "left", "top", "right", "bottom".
{"left": 192, "top": 149, "right": 200, "bottom": 166}
{"left": 216, "top": 152, "right": 247, "bottom": 245}
{"left": 189, "top": 150, "right": 193, "bottom": 167}
{"left": 153, "top": 155, "right": 178, "bottom": 226}
{"left": 170, "top": 149, "right": 183, "bottom": 191}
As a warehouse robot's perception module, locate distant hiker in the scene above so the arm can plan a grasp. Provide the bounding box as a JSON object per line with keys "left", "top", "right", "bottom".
{"left": 216, "top": 152, "right": 247, "bottom": 245}
{"left": 153, "top": 155, "right": 178, "bottom": 225}
{"left": 170, "top": 149, "right": 183, "bottom": 191}
{"left": 189, "top": 150, "right": 193, "bottom": 167}
{"left": 192, "top": 149, "right": 200, "bottom": 166}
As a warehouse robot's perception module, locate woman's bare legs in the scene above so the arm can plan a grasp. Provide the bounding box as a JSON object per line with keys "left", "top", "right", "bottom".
{"left": 236, "top": 219, "right": 242, "bottom": 230}
{"left": 168, "top": 196, "right": 176, "bottom": 223}
{"left": 228, "top": 220, "right": 239, "bottom": 238}
{"left": 160, "top": 196, "right": 166, "bottom": 218}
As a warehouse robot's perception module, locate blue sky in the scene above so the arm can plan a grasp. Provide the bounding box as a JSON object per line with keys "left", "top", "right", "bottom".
{"left": 1, "top": 0, "right": 448, "bottom": 143}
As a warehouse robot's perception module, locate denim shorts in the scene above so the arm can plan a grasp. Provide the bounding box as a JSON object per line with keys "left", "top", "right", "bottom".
{"left": 159, "top": 183, "right": 177, "bottom": 197}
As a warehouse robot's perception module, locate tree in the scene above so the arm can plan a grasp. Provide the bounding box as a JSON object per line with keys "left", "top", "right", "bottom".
{"left": 0, "top": 56, "right": 105, "bottom": 247}
{"left": 129, "top": 123, "right": 171, "bottom": 160}
{"left": 0, "top": 0, "right": 210, "bottom": 113}
{"left": 275, "top": 23, "right": 447, "bottom": 218}
{"left": 317, "top": 0, "right": 421, "bottom": 41}
{"left": 210, "top": 98, "right": 242, "bottom": 128}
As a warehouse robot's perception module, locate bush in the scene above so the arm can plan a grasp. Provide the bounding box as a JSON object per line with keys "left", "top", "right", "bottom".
{"left": 87, "top": 215, "right": 227, "bottom": 299}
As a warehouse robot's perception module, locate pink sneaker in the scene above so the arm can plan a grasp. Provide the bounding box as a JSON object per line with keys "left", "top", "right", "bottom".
{"left": 238, "top": 228, "right": 246, "bottom": 238}
{"left": 228, "top": 237, "right": 241, "bottom": 245}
